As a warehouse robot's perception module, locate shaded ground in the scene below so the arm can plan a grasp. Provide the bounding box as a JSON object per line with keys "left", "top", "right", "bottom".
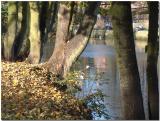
{"left": 1, "top": 61, "right": 92, "bottom": 120}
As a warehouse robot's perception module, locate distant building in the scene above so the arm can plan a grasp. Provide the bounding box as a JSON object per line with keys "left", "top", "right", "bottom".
{"left": 94, "top": 14, "right": 105, "bottom": 29}
{"left": 131, "top": 2, "right": 148, "bottom": 22}
{"left": 95, "top": 2, "right": 148, "bottom": 30}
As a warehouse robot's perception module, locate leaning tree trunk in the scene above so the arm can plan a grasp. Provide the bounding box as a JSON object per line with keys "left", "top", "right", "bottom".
{"left": 110, "top": 2, "right": 145, "bottom": 119}
{"left": 46, "top": 2, "right": 72, "bottom": 76}
{"left": 147, "top": 2, "right": 159, "bottom": 120}
{"left": 46, "top": 2, "right": 98, "bottom": 77}
{"left": 3, "top": 2, "right": 17, "bottom": 61}
{"left": 27, "top": 2, "right": 41, "bottom": 64}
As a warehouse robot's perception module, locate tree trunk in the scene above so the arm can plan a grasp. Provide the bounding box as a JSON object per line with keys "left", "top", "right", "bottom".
{"left": 39, "top": 2, "right": 49, "bottom": 60}
{"left": 67, "top": 2, "right": 76, "bottom": 39}
{"left": 46, "top": 2, "right": 73, "bottom": 76}
{"left": 39, "top": 2, "right": 49, "bottom": 42}
{"left": 3, "top": 2, "right": 17, "bottom": 61}
{"left": 1, "top": 2, "right": 8, "bottom": 60}
{"left": 147, "top": 2, "right": 159, "bottom": 120}
{"left": 46, "top": 2, "right": 98, "bottom": 77}
{"left": 110, "top": 2, "right": 145, "bottom": 119}
{"left": 40, "top": 2, "right": 58, "bottom": 63}
{"left": 12, "top": 2, "right": 30, "bottom": 61}
{"left": 27, "top": 2, "right": 41, "bottom": 64}
{"left": 63, "top": 12, "right": 97, "bottom": 77}
{"left": 69, "top": 2, "right": 88, "bottom": 39}
{"left": 46, "top": 2, "right": 58, "bottom": 34}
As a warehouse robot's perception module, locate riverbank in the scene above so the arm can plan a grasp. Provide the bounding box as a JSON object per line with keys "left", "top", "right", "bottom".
{"left": 90, "top": 30, "right": 148, "bottom": 50}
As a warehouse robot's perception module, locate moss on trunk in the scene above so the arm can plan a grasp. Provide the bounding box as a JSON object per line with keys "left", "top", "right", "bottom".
{"left": 27, "top": 2, "right": 41, "bottom": 64}
{"left": 110, "top": 2, "right": 145, "bottom": 119}
{"left": 12, "top": 2, "right": 30, "bottom": 61}
{"left": 4, "top": 2, "right": 17, "bottom": 61}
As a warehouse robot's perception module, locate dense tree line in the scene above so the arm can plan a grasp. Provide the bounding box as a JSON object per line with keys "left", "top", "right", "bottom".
{"left": 1, "top": 1, "right": 159, "bottom": 120}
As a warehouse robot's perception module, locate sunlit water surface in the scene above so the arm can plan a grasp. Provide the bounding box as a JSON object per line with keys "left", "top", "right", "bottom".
{"left": 41, "top": 36, "right": 158, "bottom": 120}
{"left": 72, "top": 39, "right": 149, "bottom": 120}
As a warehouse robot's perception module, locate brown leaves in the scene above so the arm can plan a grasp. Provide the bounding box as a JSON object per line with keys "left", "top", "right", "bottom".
{"left": 1, "top": 61, "right": 91, "bottom": 120}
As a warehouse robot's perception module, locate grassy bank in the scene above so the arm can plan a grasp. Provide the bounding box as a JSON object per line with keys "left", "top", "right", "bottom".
{"left": 104, "top": 30, "right": 148, "bottom": 47}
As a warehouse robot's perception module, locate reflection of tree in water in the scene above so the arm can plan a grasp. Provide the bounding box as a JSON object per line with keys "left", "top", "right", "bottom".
{"left": 71, "top": 57, "right": 110, "bottom": 119}
{"left": 72, "top": 54, "right": 121, "bottom": 119}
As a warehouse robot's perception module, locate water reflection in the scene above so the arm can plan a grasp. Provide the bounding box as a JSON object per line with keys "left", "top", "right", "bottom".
{"left": 73, "top": 43, "right": 122, "bottom": 120}
{"left": 41, "top": 33, "right": 151, "bottom": 120}
{"left": 72, "top": 38, "right": 149, "bottom": 120}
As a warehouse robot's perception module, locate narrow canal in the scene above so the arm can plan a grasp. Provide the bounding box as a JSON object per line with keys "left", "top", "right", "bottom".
{"left": 41, "top": 31, "right": 150, "bottom": 120}
{"left": 72, "top": 38, "right": 148, "bottom": 120}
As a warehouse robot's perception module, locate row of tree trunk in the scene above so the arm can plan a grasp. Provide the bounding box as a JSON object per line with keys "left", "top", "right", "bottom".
{"left": 2, "top": 2, "right": 58, "bottom": 63}
{"left": 1, "top": 1, "right": 159, "bottom": 120}
{"left": 111, "top": 2, "right": 159, "bottom": 119}
{"left": 45, "top": 2, "right": 99, "bottom": 77}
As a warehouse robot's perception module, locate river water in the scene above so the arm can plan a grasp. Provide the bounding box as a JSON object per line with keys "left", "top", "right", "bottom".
{"left": 41, "top": 34, "right": 152, "bottom": 120}
{"left": 71, "top": 39, "right": 149, "bottom": 120}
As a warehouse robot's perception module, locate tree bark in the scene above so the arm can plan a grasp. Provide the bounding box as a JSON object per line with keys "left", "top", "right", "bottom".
{"left": 27, "top": 2, "right": 41, "bottom": 64}
{"left": 1, "top": 2, "right": 8, "bottom": 60}
{"left": 39, "top": 2, "right": 49, "bottom": 60}
{"left": 46, "top": 2, "right": 98, "bottom": 77}
{"left": 147, "top": 2, "right": 159, "bottom": 120}
{"left": 3, "top": 2, "right": 17, "bottom": 61}
{"left": 40, "top": 2, "right": 58, "bottom": 62}
{"left": 46, "top": 2, "right": 58, "bottom": 34}
{"left": 39, "top": 2, "right": 49, "bottom": 42}
{"left": 63, "top": 11, "right": 97, "bottom": 77}
{"left": 46, "top": 2, "right": 73, "bottom": 76}
{"left": 12, "top": 2, "right": 30, "bottom": 61}
{"left": 110, "top": 2, "right": 145, "bottom": 119}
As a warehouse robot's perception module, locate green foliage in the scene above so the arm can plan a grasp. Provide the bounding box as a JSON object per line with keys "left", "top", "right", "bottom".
{"left": 79, "top": 2, "right": 88, "bottom": 8}
{"left": 110, "top": 2, "right": 130, "bottom": 19}
{"left": 82, "top": 90, "right": 111, "bottom": 119}
{"left": 69, "top": 2, "right": 86, "bottom": 26}
{"left": 1, "top": 2, "right": 8, "bottom": 33}
{"left": 29, "top": 2, "right": 39, "bottom": 12}
{"left": 97, "top": 7, "right": 109, "bottom": 16}
{"left": 61, "top": 2, "right": 74, "bottom": 8}
{"left": 49, "top": 71, "right": 83, "bottom": 94}
{"left": 71, "top": 61, "right": 111, "bottom": 119}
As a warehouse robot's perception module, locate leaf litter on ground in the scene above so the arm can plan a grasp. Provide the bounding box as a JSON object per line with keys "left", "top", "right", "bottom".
{"left": 1, "top": 61, "right": 92, "bottom": 120}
